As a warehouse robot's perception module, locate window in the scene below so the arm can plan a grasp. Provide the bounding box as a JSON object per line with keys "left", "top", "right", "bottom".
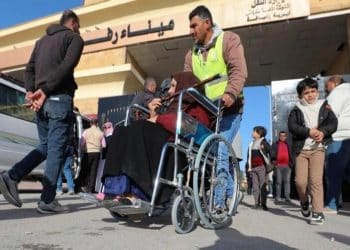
{"left": 0, "top": 84, "right": 35, "bottom": 122}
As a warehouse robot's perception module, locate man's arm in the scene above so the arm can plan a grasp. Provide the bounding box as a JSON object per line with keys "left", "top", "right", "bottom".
{"left": 101, "top": 135, "right": 106, "bottom": 148}
{"left": 288, "top": 108, "right": 310, "bottom": 139}
{"left": 24, "top": 42, "right": 38, "bottom": 93}
{"left": 318, "top": 102, "right": 338, "bottom": 138}
{"left": 327, "top": 88, "right": 343, "bottom": 117}
{"left": 270, "top": 142, "right": 277, "bottom": 161}
{"left": 222, "top": 32, "right": 248, "bottom": 99}
{"left": 81, "top": 130, "right": 87, "bottom": 148}
{"left": 41, "top": 34, "right": 84, "bottom": 96}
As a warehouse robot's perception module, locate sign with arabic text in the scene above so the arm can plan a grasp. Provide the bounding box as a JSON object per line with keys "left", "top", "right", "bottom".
{"left": 84, "top": 19, "right": 175, "bottom": 46}
{"left": 247, "top": 0, "right": 292, "bottom": 22}
{"left": 223, "top": 0, "right": 309, "bottom": 27}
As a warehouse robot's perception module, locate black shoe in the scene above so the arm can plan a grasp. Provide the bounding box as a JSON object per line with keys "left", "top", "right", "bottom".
{"left": 262, "top": 204, "right": 268, "bottom": 211}
{"left": 0, "top": 172, "right": 22, "bottom": 207}
{"left": 37, "top": 200, "right": 69, "bottom": 214}
{"left": 310, "top": 212, "right": 325, "bottom": 225}
{"left": 300, "top": 201, "right": 311, "bottom": 217}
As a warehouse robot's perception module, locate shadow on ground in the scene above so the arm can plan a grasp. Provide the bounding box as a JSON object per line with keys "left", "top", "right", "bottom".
{"left": 102, "top": 207, "right": 172, "bottom": 230}
{"left": 200, "top": 227, "right": 297, "bottom": 250}
{"left": 0, "top": 197, "right": 100, "bottom": 220}
{"left": 318, "top": 232, "right": 350, "bottom": 246}
{"left": 240, "top": 199, "right": 308, "bottom": 223}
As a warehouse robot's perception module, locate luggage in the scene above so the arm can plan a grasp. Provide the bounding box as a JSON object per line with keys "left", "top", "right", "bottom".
{"left": 103, "top": 175, "right": 149, "bottom": 201}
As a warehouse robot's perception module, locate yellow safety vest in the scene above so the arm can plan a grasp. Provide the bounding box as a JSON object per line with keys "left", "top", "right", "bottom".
{"left": 192, "top": 32, "right": 228, "bottom": 101}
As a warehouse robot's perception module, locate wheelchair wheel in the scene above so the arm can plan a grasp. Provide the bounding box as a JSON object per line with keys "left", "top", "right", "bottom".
{"left": 171, "top": 194, "right": 196, "bottom": 234}
{"left": 193, "top": 134, "right": 239, "bottom": 229}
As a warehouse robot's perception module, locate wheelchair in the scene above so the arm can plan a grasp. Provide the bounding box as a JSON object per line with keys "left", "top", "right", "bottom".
{"left": 103, "top": 87, "right": 241, "bottom": 234}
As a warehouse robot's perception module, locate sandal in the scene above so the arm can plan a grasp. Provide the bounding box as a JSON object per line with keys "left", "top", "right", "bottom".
{"left": 117, "top": 197, "right": 134, "bottom": 205}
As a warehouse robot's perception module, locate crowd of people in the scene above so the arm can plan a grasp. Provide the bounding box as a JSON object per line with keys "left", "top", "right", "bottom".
{"left": 245, "top": 76, "right": 350, "bottom": 225}
{"left": 0, "top": 6, "right": 349, "bottom": 230}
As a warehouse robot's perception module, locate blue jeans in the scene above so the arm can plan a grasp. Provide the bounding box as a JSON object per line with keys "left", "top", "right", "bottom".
{"left": 56, "top": 145, "right": 75, "bottom": 192}
{"left": 325, "top": 139, "right": 350, "bottom": 210}
{"left": 9, "top": 94, "right": 73, "bottom": 203}
{"left": 275, "top": 166, "right": 291, "bottom": 199}
{"left": 214, "top": 113, "right": 242, "bottom": 207}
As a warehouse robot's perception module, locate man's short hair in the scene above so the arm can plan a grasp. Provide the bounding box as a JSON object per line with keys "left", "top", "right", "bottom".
{"left": 327, "top": 75, "right": 345, "bottom": 85}
{"left": 60, "top": 10, "right": 79, "bottom": 25}
{"left": 296, "top": 77, "right": 318, "bottom": 97}
{"left": 189, "top": 5, "right": 213, "bottom": 26}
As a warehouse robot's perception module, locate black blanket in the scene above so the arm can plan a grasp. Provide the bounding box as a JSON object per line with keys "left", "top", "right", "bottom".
{"left": 103, "top": 120, "right": 181, "bottom": 203}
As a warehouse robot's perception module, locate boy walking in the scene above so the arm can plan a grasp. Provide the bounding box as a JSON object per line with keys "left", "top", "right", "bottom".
{"left": 288, "top": 77, "right": 337, "bottom": 225}
{"left": 247, "top": 126, "right": 271, "bottom": 210}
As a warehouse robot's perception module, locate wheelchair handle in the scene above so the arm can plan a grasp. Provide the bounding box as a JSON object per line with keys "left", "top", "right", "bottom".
{"left": 160, "top": 73, "right": 222, "bottom": 102}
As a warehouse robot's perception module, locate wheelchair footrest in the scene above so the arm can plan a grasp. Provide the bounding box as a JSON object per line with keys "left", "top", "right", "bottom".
{"left": 108, "top": 199, "right": 151, "bottom": 215}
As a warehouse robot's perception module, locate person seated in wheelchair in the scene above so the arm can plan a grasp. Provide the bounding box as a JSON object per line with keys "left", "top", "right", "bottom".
{"left": 129, "top": 77, "right": 157, "bottom": 120}
{"left": 101, "top": 71, "right": 212, "bottom": 206}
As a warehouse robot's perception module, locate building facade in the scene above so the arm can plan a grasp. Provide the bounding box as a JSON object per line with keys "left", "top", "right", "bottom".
{"left": 0, "top": 0, "right": 350, "bottom": 114}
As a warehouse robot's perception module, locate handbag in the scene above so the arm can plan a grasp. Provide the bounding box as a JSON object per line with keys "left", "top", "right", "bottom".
{"left": 259, "top": 149, "right": 275, "bottom": 173}
{"left": 265, "top": 162, "right": 276, "bottom": 173}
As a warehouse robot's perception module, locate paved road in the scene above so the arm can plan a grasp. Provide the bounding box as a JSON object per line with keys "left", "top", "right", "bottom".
{"left": 0, "top": 192, "right": 349, "bottom": 250}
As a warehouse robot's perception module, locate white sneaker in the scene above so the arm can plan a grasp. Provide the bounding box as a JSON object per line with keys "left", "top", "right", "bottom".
{"left": 56, "top": 190, "right": 64, "bottom": 196}
{"left": 310, "top": 212, "right": 325, "bottom": 225}
{"left": 37, "top": 200, "right": 69, "bottom": 214}
{"left": 323, "top": 206, "right": 338, "bottom": 214}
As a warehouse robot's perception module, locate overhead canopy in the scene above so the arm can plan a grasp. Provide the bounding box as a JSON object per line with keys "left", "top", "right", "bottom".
{"left": 128, "top": 14, "right": 348, "bottom": 86}
{"left": 5, "top": 14, "right": 348, "bottom": 90}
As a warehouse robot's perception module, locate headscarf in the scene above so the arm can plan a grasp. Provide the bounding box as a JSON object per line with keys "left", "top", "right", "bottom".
{"left": 163, "top": 71, "right": 200, "bottom": 114}
{"left": 103, "top": 122, "right": 114, "bottom": 137}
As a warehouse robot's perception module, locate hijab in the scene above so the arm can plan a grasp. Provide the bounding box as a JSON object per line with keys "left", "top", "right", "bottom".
{"left": 162, "top": 71, "right": 200, "bottom": 114}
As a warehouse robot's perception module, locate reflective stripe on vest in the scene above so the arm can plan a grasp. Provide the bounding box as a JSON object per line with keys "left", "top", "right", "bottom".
{"left": 192, "top": 32, "right": 228, "bottom": 101}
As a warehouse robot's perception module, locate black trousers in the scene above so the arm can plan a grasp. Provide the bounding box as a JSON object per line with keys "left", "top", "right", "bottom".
{"left": 85, "top": 152, "right": 101, "bottom": 193}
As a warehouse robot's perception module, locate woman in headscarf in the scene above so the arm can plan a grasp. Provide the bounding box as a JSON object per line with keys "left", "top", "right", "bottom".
{"left": 102, "top": 71, "right": 211, "bottom": 204}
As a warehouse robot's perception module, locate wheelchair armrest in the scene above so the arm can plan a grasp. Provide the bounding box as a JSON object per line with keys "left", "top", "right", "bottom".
{"left": 128, "top": 104, "right": 150, "bottom": 114}
{"left": 124, "top": 104, "right": 150, "bottom": 126}
{"left": 184, "top": 87, "right": 219, "bottom": 116}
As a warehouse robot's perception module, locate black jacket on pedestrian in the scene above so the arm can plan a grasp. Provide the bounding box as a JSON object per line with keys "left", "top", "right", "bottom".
{"left": 288, "top": 100, "right": 338, "bottom": 156}
{"left": 246, "top": 138, "right": 271, "bottom": 169}
{"left": 24, "top": 24, "right": 84, "bottom": 97}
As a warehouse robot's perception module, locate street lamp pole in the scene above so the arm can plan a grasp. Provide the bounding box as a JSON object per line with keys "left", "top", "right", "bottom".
{"left": 266, "top": 85, "right": 273, "bottom": 144}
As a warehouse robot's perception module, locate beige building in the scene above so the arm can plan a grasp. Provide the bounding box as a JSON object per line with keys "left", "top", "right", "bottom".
{"left": 0, "top": 0, "right": 350, "bottom": 114}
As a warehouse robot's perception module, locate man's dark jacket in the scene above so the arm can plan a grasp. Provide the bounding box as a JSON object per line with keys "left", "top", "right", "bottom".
{"left": 288, "top": 101, "right": 338, "bottom": 156}
{"left": 24, "top": 24, "right": 84, "bottom": 97}
{"left": 130, "top": 89, "right": 155, "bottom": 107}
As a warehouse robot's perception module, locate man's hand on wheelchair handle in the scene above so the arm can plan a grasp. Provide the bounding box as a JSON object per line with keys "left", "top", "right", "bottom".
{"left": 221, "top": 93, "right": 235, "bottom": 108}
